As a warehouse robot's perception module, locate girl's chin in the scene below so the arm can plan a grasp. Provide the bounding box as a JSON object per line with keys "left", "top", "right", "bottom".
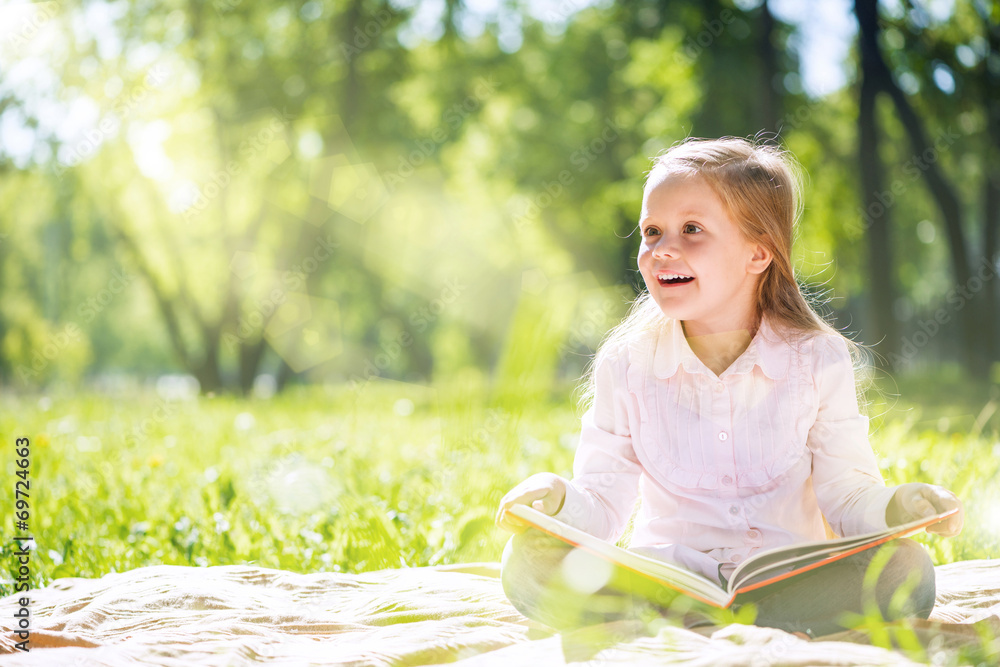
{"left": 652, "top": 303, "right": 688, "bottom": 319}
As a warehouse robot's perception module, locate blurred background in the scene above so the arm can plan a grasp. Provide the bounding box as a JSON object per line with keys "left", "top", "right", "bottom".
{"left": 0, "top": 0, "right": 997, "bottom": 398}
{"left": 2, "top": 0, "right": 1000, "bottom": 590}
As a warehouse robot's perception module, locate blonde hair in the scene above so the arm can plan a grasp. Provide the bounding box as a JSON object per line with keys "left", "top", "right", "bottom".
{"left": 577, "top": 136, "right": 871, "bottom": 413}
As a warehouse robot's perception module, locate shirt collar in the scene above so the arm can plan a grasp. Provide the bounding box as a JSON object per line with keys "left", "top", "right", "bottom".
{"left": 652, "top": 316, "right": 789, "bottom": 380}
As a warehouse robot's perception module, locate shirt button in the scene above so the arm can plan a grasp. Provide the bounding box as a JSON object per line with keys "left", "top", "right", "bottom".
{"left": 722, "top": 475, "right": 733, "bottom": 486}
{"left": 731, "top": 553, "right": 742, "bottom": 563}
{"left": 729, "top": 505, "right": 739, "bottom": 515}
{"left": 718, "top": 432, "right": 729, "bottom": 441}
{"left": 746, "top": 530, "right": 759, "bottom": 539}
{"left": 715, "top": 382, "right": 725, "bottom": 393}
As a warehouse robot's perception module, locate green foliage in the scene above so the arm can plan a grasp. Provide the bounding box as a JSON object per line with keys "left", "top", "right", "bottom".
{"left": 0, "top": 0, "right": 806, "bottom": 389}
{"left": 0, "top": 0, "right": 993, "bottom": 390}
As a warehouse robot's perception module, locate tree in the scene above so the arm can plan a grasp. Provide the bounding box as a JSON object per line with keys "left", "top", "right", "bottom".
{"left": 855, "top": 0, "right": 902, "bottom": 366}
{"left": 854, "top": 0, "right": 998, "bottom": 377}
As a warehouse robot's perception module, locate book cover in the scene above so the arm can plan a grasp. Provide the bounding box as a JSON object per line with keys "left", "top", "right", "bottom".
{"left": 505, "top": 503, "right": 958, "bottom": 608}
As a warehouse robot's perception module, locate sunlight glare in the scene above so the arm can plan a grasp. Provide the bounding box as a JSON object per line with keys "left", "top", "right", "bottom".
{"left": 561, "top": 547, "right": 613, "bottom": 595}
{"left": 127, "top": 119, "right": 174, "bottom": 181}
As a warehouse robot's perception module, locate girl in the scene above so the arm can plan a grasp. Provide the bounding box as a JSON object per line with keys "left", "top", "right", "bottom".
{"left": 495, "top": 137, "right": 964, "bottom": 636}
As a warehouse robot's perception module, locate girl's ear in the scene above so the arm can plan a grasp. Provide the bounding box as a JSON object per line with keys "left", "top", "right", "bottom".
{"left": 747, "top": 244, "right": 773, "bottom": 275}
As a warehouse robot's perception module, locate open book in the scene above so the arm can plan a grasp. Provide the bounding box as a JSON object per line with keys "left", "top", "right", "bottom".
{"left": 505, "top": 504, "right": 958, "bottom": 608}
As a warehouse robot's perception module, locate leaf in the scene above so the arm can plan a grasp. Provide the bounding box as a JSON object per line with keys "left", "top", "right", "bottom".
{"left": 457, "top": 513, "right": 493, "bottom": 551}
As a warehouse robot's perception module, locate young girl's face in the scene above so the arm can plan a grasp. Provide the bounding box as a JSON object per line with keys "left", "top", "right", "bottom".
{"left": 637, "top": 171, "right": 771, "bottom": 337}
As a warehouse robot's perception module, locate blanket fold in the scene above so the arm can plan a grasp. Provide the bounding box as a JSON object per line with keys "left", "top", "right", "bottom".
{"left": 1, "top": 560, "right": 997, "bottom": 665}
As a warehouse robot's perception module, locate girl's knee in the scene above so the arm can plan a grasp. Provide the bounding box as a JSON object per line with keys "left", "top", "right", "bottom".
{"left": 499, "top": 534, "right": 530, "bottom": 601}
{"left": 877, "top": 538, "right": 936, "bottom": 619}
{"left": 500, "top": 531, "right": 570, "bottom": 621}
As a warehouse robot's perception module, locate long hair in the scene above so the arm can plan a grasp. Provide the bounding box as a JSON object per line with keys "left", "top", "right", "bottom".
{"left": 577, "top": 136, "right": 871, "bottom": 413}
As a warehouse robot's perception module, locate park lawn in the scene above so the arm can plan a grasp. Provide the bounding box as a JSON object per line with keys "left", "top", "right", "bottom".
{"left": 1, "top": 376, "right": 580, "bottom": 593}
{"left": 1, "top": 372, "right": 998, "bottom": 598}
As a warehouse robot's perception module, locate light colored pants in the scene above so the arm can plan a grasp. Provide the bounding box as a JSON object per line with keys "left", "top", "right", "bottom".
{"left": 500, "top": 530, "right": 936, "bottom": 636}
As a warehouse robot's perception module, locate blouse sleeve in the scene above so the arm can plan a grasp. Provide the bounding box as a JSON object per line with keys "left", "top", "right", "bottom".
{"left": 553, "top": 346, "right": 643, "bottom": 542}
{"left": 806, "top": 335, "right": 896, "bottom": 536}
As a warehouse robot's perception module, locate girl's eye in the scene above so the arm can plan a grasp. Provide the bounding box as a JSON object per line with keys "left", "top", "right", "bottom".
{"left": 643, "top": 226, "right": 660, "bottom": 237}
{"left": 683, "top": 223, "right": 702, "bottom": 234}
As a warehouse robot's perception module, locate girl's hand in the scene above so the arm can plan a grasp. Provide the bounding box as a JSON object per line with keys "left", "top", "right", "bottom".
{"left": 494, "top": 473, "right": 568, "bottom": 534}
{"left": 886, "top": 483, "right": 964, "bottom": 537}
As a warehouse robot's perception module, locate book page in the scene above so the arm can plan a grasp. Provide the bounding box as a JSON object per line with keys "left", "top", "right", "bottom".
{"left": 505, "top": 504, "right": 732, "bottom": 607}
{"left": 728, "top": 508, "right": 958, "bottom": 594}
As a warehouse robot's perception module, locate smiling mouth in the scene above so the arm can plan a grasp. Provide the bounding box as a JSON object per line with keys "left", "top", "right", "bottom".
{"left": 657, "top": 274, "right": 695, "bottom": 286}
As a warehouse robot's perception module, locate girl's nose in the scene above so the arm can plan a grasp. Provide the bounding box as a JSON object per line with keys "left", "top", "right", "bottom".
{"left": 652, "top": 235, "right": 680, "bottom": 259}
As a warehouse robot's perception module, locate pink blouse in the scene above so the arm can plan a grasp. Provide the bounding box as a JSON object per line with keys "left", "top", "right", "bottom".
{"left": 553, "top": 316, "right": 897, "bottom": 582}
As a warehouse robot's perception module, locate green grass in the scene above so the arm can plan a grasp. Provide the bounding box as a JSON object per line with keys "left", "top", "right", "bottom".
{"left": 0, "top": 376, "right": 585, "bottom": 592}
{"left": 2, "top": 373, "right": 998, "bottom": 589}
{"left": 1, "top": 373, "right": 998, "bottom": 663}
{"left": 865, "top": 370, "right": 1000, "bottom": 564}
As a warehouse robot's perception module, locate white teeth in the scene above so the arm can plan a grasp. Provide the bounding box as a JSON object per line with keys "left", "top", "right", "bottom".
{"left": 659, "top": 273, "right": 691, "bottom": 281}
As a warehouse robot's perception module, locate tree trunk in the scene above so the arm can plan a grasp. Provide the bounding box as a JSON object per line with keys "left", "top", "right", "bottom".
{"left": 856, "top": 0, "right": 989, "bottom": 376}
{"left": 983, "top": 176, "right": 999, "bottom": 369}
{"left": 238, "top": 337, "right": 268, "bottom": 395}
{"left": 758, "top": 0, "right": 781, "bottom": 135}
{"left": 982, "top": 8, "right": 1000, "bottom": 370}
{"left": 854, "top": 0, "right": 899, "bottom": 367}
{"left": 276, "top": 356, "right": 295, "bottom": 393}
{"left": 338, "top": 0, "right": 364, "bottom": 129}
{"left": 193, "top": 345, "right": 223, "bottom": 394}
{"left": 879, "top": 79, "right": 981, "bottom": 375}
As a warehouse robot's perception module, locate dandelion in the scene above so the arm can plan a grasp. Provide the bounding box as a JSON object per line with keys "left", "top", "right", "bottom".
{"left": 234, "top": 412, "right": 256, "bottom": 431}
{"left": 300, "top": 528, "right": 323, "bottom": 544}
{"left": 213, "top": 512, "right": 230, "bottom": 534}
{"left": 172, "top": 521, "right": 200, "bottom": 549}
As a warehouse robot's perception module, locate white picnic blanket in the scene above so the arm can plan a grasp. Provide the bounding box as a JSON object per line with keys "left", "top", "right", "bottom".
{"left": 0, "top": 560, "right": 997, "bottom": 665}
